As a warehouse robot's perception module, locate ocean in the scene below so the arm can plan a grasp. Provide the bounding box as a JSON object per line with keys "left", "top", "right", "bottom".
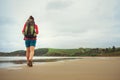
{"left": 0, "top": 56, "right": 80, "bottom": 69}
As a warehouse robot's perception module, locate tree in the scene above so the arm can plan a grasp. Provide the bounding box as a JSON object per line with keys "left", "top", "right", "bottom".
{"left": 112, "top": 46, "right": 116, "bottom": 52}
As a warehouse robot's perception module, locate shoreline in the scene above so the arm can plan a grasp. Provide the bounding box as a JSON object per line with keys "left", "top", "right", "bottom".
{"left": 0, "top": 57, "right": 81, "bottom": 69}
{"left": 0, "top": 57, "right": 120, "bottom": 69}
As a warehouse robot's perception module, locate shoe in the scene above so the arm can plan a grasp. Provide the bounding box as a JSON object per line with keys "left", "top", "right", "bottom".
{"left": 28, "top": 60, "right": 33, "bottom": 67}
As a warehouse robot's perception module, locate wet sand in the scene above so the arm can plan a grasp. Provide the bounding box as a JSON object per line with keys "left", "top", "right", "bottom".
{"left": 0, "top": 57, "right": 120, "bottom": 80}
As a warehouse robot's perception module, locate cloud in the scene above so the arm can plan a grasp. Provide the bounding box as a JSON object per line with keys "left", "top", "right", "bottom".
{"left": 46, "top": 0, "right": 73, "bottom": 10}
{"left": 0, "top": 0, "right": 120, "bottom": 52}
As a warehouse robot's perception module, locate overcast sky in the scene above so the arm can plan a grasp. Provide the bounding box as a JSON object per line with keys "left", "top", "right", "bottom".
{"left": 0, "top": 0, "right": 120, "bottom": 52}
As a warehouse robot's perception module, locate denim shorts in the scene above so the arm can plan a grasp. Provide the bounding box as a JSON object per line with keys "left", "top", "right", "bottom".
{"left": 25, "top": 40, "right": 36, "bottom": 47}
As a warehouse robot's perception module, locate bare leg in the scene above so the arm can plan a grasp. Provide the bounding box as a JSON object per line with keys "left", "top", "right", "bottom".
{"left": 29, "top": 46, "right": 35, "bottom": 61}
{"left": 26, "top": 47, "right": 30, "bottom": 63}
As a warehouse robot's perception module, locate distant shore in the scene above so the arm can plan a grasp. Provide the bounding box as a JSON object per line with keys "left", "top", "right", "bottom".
{"left": 0, "top": 47, "right": 120, "bottom": 56}
{"left": 0, "top": 57, "right": 120, "bottom": 80}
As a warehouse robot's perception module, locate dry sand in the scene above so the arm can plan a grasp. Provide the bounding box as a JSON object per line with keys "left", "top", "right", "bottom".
{"left": 0, "top": 57, "right": 120, "bottom": 80}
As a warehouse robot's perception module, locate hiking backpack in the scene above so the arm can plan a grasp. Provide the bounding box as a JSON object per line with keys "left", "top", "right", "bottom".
{"left": 24, "top": 22, "right": 36, "bottom": 38}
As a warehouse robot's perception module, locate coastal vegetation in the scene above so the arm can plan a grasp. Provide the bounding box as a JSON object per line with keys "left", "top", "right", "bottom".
{"left": 0, "top": 46, "right": 120, "bottom": 56}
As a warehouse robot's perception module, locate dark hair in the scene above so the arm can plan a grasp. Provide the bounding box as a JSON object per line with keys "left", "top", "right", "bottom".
{"left": 29, "top": 16, "right": 34, "bottom": 20}
{"left": 26, "top": 16, "right": 35, "bottom": 25}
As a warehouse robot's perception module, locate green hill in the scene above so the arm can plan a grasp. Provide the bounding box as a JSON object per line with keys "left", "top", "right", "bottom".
{"left": 45, "top": 48, "right": 79, "bottom": 56}
{"left": 0, "top": 46, "right": 120, "bottom": 56}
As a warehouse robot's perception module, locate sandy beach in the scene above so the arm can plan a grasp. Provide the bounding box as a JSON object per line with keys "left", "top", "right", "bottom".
{"left": 0, "top": 57, "right": 120, "bottom": 80}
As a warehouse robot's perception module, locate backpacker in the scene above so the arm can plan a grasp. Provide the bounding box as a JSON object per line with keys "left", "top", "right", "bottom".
{"left": 24, "top": 20, "right": 36, "bottom": 38}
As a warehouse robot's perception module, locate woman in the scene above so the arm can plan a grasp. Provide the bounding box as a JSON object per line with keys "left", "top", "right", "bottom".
{"left": 22, "top": 16, "right": 39, "bottom": 67}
